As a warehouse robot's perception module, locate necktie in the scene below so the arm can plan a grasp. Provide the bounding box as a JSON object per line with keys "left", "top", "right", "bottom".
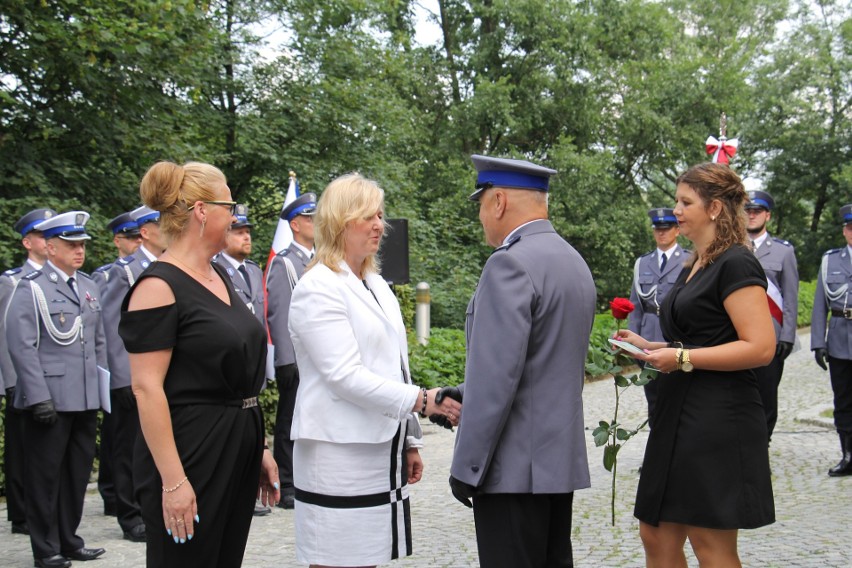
{"left": 750, "top": 240, "right": 757, "bottom": 253}
{"left": 67, "top": 276, "right": 79, "bottom": 300}
{"left": 659, "top": 253, "right": 667, "bottom": 272}
{"left": 238, "top": 265, "right": 252, "bottom": 294}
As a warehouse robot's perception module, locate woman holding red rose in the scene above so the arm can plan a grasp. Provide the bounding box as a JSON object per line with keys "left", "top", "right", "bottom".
{"left": 615, "top": 162, "right": 775, "bottom": 567}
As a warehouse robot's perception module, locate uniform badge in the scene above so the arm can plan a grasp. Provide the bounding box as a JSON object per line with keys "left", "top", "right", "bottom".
{"left": 141, "top": 260, "right": 149, "bottom": 268}
{"left": 59, "top": 312, "right": 66, "bottom": 325}
{"left": 48, "top": 272, "right": 58, "bottom": 282}
{"left": 227, "top": 267, "right": 235, "bottom": 276}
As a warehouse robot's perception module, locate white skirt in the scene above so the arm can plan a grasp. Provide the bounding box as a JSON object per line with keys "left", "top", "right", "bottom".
{"left": 293, "top": 424, "right": 411, "bottom": 566}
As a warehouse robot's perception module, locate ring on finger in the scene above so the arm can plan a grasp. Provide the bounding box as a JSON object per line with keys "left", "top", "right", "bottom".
{"left": 176, "top": 518, "right": 185, "bottom": 525}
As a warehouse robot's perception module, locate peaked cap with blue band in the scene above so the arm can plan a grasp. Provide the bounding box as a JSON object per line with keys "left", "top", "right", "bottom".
{"left": 281, "top": 193, "right": 317, "bottom": 222}
{"left": 35, "top": 211, "right": 92, "bottom": 241}
{"left": 107, "top": 212, "right": 141, "bottom": 236}
{"left": 648, "top": 207, "right": 678, "bottom": 228}
{"left": 130, "top": 205, "right": 160, "bottom": 227}
{"left": 14, "top": 208, "right": 57, "bottom": 236}
{"left": 745, "top": 190, "right": 775, "bottom": 211}
{"left": 232, "top": 204, "right": 253, "bottom": 228}
{"left": 841, "top": 203, "right": 852, "bottom": 226}
{"left": 469, "top": 154, "right": 557, "bottom": 201}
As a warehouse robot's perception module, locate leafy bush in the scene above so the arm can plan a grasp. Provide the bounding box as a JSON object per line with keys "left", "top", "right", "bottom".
{"left": 798, "top": 280, "right": 816, "bottom": 328}
{"left": 408, "top": 328, "right": 466, "bottom": 389}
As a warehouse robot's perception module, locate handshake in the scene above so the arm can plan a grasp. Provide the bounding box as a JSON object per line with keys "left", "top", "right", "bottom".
{"left": 426, "top": 386, "right": 463, "bottom": 430}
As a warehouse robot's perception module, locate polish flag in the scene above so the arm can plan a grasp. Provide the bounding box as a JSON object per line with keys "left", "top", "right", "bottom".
{"left": 767, "top": 280, "right": 783, "bottom": 326}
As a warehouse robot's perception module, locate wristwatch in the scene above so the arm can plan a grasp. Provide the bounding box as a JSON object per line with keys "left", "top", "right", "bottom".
{"left": 681, "top": 349, "right": 694, "bottom": 372}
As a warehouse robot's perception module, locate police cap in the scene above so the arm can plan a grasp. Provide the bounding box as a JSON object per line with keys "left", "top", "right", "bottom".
{"left": 107, "top": 212, "right": 141, "bottom": 237}
{"left": 14, "top": 208, "right": 57, "bottom": 237}
{"left": 745, "top": 190, "right": 775, "bottom": 211}
{"left": 36, "top": 211, "right": 92, "bottom": 241}
{"left": 130, "top": 205, "right": 160, "bottom": 227}
{"left": 469, "top": 154, "right": 557, "bottom": 201}
{"left": 648, "top": 208, "right": 677, "bottom": 229}
{"left": 281, "top": 193, "right": 317, "bottom": 222}
{"left": 231, "top": 204, "right": 253, "bottom": 229}
{"left": 841, "top": 204, "right": 852, "bottom": 226}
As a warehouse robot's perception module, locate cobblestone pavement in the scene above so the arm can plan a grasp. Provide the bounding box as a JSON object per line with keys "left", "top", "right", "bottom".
{"left": 2, "top": 329, "right": 848, "bottom": 567}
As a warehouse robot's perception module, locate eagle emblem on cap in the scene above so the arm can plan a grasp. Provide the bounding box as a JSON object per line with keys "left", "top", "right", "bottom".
{"left": 45, "top": 211, "right": 54, "bottom": 219}
{"left": 656, "top": 209, "right": 664, "bottom": 217}
{"left": 75, "top": 213, "right": 85, "bottom": 225}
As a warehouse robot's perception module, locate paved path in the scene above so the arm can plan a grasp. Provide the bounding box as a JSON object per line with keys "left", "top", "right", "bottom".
{"left": 1, "top": 329, "right": 848, "bottom": 567}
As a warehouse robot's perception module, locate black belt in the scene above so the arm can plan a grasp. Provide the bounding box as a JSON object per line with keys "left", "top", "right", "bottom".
{"left": 171, "top": 396, "right": 258, "bottom": 409}
{"left": 831, "top": 308, "right": 852, "bottom": 320}
{"left": 642, "top": 302, "right": 660, "bottom": 317}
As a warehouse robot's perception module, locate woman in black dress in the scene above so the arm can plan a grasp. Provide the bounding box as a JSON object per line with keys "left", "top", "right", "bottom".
{"left": 616, "top": 163, "right": 776, "bottom": 567}
{"left": 119, "top": 161, "right": 279, "bottom": 567}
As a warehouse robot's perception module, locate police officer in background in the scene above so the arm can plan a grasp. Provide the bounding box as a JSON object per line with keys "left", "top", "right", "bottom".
{"left": 811, "top": 203, "right": 852, "bottom": 477}
{"left": 746, "top": 189, "right": 799, "bottom": 443}
{"left": 91, "top": 211, "right": 141, "bottom": 518}
{"left": 0, "top": 208, "right": 57, "bottom": 536}
{"left": 7, "top": 211, "right": 107, "bottom": 568}
{"left": 96, "top": 205, "right": 165, "bottom": 542}
{"left": 212, "top": 203, "right": 270, "bottom": 516}
{"left": 629, "top": 208, "right": 691, "bottom": 423}
{"left": 266, "top": 192, "right": 316, "bottom": 510}
{"left": 213, "top": 204, "right": 265, "bottom": 325}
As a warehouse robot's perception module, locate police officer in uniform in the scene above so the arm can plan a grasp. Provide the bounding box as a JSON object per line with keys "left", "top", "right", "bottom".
{"left": 213, "top": 204, "right": 265, "bottom": 325}
{"left": 0, "top": 208, "right": 57, "bottom": 536}
{"left": 266, "top": 192, "right": 316, "bottom": 509}
{"left": 811, "top": 203, "right": 852, "bottom": 477}
{"left": 91, "top": 211, "right": 140, "bottom": 518}
{"left": 746, "top": 189, "right": 799, "bottom": 442}
{"left": 449, "top": 155, "right": 596, "bottom": 567}
{"left": 629, "top": 208, "right": 691, "bottom": 423}
{"left": 7, "top": 211, "right": 107, "bottom": 568}
{"left": 212, "top": 203, "right": 270, "bottom": 516}
{"left": 96, "top": 205, "right": 165, "bottom": 541}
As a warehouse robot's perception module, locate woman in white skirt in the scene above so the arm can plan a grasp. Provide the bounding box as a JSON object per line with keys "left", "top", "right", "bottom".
{"left": 287, "top": 173, "right": 461, "bottom": 567}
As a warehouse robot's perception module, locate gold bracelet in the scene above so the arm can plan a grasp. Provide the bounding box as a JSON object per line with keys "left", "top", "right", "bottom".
{"left": 163, "top": 476, "right": 188, "bottom": 493}
{"left": 675, "top": 348, "right": 683, "bottom": 370}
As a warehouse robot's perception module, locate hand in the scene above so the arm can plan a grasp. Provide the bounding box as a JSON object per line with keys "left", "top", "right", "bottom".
{"left": 776, "top": 341, "right": 794, "bottom": 361}
{"left": 814, "top": 348, "right": 828, "bottom": 371}
{"left": 113, "top": 386, "right": 136, "bottom": 410}
{"left": 424, "top": 387, "right": 462, "bottom": 427}
{"left": 406, "top": 448, "right": 423, "bottom": 484}
{"left": 613, "top": 329, "right": 650, "bottom": 351}
{"left": 436, "top": 386, "right": 463, "bottom": 405}
{"left": 429, "top": 413, "right": 454, "bottom": 430}
{"left": 449, "top": 475, "right": 477, "bottom": 508}
{"left": 5, "top": 386, "right": 14, "bottom": 401}
{"left": 31, "top": 399, "right": 58, "bottom": 425}
{"left": 257, "top": 448, "right": 281, "bottom": 508}
{"left": 162, "top": 478, "right": 197, "bottom": 544}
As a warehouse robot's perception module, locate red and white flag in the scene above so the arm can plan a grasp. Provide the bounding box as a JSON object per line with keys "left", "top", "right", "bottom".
{"left": 766, "top": 280, "right": 783, "bottom": 326}
{"left": 267, "top": 172, "right": 301, "bottom": 267}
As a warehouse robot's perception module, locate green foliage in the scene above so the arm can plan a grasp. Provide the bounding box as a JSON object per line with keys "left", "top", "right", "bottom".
{"left": 407, "top": 328, "right": 466, "bottom": 389}
{"left": 259, "top": 381, "right": 279, "bottom": 440}
{"left": 799, "top": 280, "right": 817, "bottom": 328}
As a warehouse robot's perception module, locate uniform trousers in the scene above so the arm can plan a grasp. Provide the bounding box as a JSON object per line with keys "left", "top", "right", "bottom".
{"left": 3, "top": 400, "right": 27, "bottom": 523}
{"left": 754, "top": 352, "right": 785, "bottom": 441}
{"left": 110, "top": 391, "right": 143, "bottom": 531}
{"left": 473, "top": 492, "right": 575, "bottom": 568}
{"left": 24, "top": 410, "right": 97, "bottom": 558}
{"left": 97, "top": 410, "right": 116, "bottom": 511}
{"left": 829, "top": 356, "right": 852, "bottom": 433}
{"left": 273, "top": 363, "right": 299, "bottom": 494}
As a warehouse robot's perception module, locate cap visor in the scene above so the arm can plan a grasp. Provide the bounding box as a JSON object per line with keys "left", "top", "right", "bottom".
{"left": 59, "top": 233, "right": 92, "bottom": 241}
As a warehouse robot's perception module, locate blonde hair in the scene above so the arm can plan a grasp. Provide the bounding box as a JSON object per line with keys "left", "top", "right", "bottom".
{"left": 312, "top": 173, "right": 387, "bottom": 276}
{"left": 676, "top": 162, "right": 747, "bottom": 266}
{"left": 139, "top": 161, "right": 226, "bottom": 241}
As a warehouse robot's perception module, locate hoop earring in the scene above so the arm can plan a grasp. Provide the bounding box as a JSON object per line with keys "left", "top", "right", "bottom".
{"left": 200, "top": 217, "right": 206, "bottom": 238}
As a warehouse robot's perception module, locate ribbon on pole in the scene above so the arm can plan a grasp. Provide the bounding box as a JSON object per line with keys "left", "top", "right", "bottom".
{"left": 705, "top": 136, "right": 739, "bottom": 165}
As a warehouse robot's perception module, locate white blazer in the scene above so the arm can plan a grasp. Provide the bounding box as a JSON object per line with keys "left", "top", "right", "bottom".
{"left": 288, "top": 260, "right": 420, "bottom": 444}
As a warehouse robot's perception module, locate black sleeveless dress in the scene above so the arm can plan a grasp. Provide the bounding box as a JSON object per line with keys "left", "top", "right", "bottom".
{"left": 119, "top": 262, "right": 267, "bottom": 567}
{"left": 634, "top": 245, "right": 776, "bottom": 529}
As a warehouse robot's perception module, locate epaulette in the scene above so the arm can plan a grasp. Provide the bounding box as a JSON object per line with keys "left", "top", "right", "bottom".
{"left": 2, "top": 267, "right": 22, "bottom": 277}
{"left": 23, "top": 270, "right": 42, "bottom": 281}
{"left": 640, "top": 250, "right": 655, "bottom": 259}
{"left": 117, "top": 256, "right": 136, "bottom": 266}
{"left": 771, "top": 237, "right": 792, "bottom": 247}
{"left": 494, "top": 234, "right": 522, "bottom": 252}
{"left": 824, "top": 248, "right": 841, "bottom": 256}
{"left": 278, "top": 248, "right": 293, "bottom": 257}
{"left": 212, "top": 253, "right": 222, "bottom": 262}
{"left": 93, "top": 264, "right": 112, "bottom": 273}
{"left": 246, "top": 259, "right": 260, "bottom": 268}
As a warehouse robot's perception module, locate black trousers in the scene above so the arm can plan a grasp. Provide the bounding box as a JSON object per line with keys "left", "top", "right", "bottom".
{"left": 110, "top": 391, "right": 144, "bottom": 531}
{"left": 273, "top": 363, "right": 299, "bottom": 493}
{"left": 97, "top": 409, "right": 116, "bottom": 508}
{"left": 755, "top": 351, "right": 785, "bottom": 441}
{"left": 829, "top": 356, "right": 852, "bottom": 433}
{"left": 3, "top": 400, "right": 26, "bottom": 523}
{"left": 473, "top": 492, "right": 574, "bottom": 568}
{"left": 24, "top": 410, "right": 97, "bottom": 558}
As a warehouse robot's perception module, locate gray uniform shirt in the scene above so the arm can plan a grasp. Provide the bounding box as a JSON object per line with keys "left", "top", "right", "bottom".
{"left": 754, "top": 234, "right": 799, "bottom": 344}
{"left": 0, "top": 261, "right": 42, "bottom": 391}
{"left": 451, "top": 220, "right": 595, "bottom": 494}
{"left": 811, "top": 247, "right": 852, "bottom": 360}
{"left": 213, "top": 254, "right": 265, "bottom": 327}
{"left": 8, "top": 264, "right": 107, "bottom": 410}
{"left": 628, "top": 245, "right": 691, "bottom": 343}
{"left": 266, "top": 244, "right": 311, "bottom": 367}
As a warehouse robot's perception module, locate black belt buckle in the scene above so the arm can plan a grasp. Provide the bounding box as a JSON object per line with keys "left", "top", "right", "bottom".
{"left": 242, "top": 396, "right": 258, "bottom": 409}
{"left": 844, "top": 308, "right": 852, "bottom": 320}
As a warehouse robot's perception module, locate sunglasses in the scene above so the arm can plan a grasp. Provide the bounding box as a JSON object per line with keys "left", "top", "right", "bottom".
{"left": 188, "top": 201, "right": 238, "bottom": 215}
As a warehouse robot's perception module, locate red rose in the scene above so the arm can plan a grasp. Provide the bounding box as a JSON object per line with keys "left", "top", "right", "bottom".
{"left": 609, "top": 297, "right": 635, "bottom": 320}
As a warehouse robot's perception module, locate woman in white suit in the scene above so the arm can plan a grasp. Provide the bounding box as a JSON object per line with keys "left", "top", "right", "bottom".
{"left": 288, "top": 173, "right": 461, "bottom": 568}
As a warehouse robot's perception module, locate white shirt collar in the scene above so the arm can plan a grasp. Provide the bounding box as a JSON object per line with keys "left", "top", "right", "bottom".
{"left": 502, "top": 219, "right": 545, "bottom": 246}
{"left": 751, "top": 231, "right": 769, "bottom": 249}
{"left": 46, "top": 260, "right": 74, "bottom": 283}
{"left": 139, "top": 244, "right": 158, "bottom": 263}
{"left": 291, "top": 240, "right": 314, "bottom": 258}
{"left": 26, "top": 259, "right": 43, "bottom": 271}
{"left": 657, "top": 244, "right": 677, "bottom": 263}
{"left": 219, "top": 251, "right": 244, "bottom": 270}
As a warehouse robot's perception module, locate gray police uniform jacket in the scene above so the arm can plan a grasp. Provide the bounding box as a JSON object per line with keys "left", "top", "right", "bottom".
{"left": 213, "top": 255, "right": 265, "bottom": 327}
{"left": 100, "top": 251, "right": 152, "bottom": 390}
{"left": 7, "top": 267, "right": 107, "bottom": 411}
{"left": 0, "top": 262, "right": 41, "bottom": 391}
{"left": 266, "top": 244, "right": 311, "bottom": 367}
{"left": 628, "top": 245, "right": 691, "bottom": 343}
{"left": 755, "top": 235, "right": 799, "bottom": 344}
{"left": 811, "top": 247, "right": 852, "bottom": 361}
{"left": 450, "top": 220, "right": 595, "bottom": 493}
